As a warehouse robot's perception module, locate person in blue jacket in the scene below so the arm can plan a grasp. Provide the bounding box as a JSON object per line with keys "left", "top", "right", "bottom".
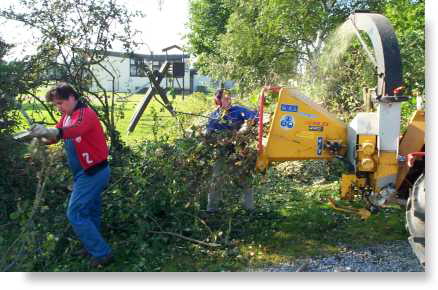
{"left": 204, "top": 89, "right": 258, "bottom": 213}
{"left": 205, "top": 89, "right": 258, "bottom": 135}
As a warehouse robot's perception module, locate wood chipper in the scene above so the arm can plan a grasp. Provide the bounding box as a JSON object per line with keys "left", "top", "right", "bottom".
{"left": 256, "top": 12, "right": 425, "bottom": 266}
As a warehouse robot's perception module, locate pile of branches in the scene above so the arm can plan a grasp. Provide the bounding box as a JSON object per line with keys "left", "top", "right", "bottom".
{"left": 0, "top": 124, "right": 260, "bottom": 271}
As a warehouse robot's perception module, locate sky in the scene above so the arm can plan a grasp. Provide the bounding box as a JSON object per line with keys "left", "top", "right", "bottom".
{"left": 117, "top": 0, "right": 190, "bottom": 53}
{"left": 0, "top": 0, "right": 190, "bottom": 60}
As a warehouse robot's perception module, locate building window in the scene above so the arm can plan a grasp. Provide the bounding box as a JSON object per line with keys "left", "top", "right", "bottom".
{"left": 151, "top": 61, "right": 161, "bottom": 71}
{"left": 130, "top": 57, "right": 149, "bottom": 77}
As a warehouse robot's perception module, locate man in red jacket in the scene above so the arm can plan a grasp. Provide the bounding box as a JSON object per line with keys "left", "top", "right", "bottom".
{"left": 30, "top": 82, "right": 112, "bottom": 267}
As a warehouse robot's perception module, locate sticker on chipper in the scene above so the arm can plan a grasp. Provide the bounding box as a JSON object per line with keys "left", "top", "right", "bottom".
{"left": 304, "top": 121, "right": 328, "bottom": 126}
{"left": 299, "top": 112, "right": 317, "bottom": 118}
{"left": 317, "top": 137, "right": 323, "bottom": 155}
{"left": 280, "top": 115, "right": 294, "bottom": 129}
{"left": 280, "top": 104, "right": 298, "bottom": 112}
{"left": 309, "top": 125, "right": 324, "bottom": 132}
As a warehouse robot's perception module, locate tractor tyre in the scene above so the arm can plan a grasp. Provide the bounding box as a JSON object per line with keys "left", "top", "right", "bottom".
{"left": 406, "top": 174, "right": 425, "bottom": 267}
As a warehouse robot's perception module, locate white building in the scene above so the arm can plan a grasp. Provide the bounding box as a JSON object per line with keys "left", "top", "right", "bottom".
{"left": 89, "top": 49, "right": 229, "bottom": 94}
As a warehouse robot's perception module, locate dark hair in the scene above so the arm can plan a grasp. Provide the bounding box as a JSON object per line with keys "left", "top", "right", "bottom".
{"left": 214, "top": 89, "right": 224, "bottom": 106}
{"left": 214, "top": 89, "right": 231, "bottom": 105}
{"left": 214, "top": 89, "right": 224, "bottom": 100}
{"left": 46, "top": 82, "right": 79, "bottom": 102}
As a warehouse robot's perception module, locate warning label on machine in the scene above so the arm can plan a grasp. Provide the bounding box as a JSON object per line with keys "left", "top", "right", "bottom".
{"left": 309, "top": 125, "right": 324, "bottom": 131}
{"left": 280, "top": 104, "right": 298, "bottom": 112}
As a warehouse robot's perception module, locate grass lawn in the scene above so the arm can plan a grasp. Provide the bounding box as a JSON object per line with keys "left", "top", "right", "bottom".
{"left": 16, "top": 91, "right": 221, "bottom": 145}
{"left": 155, "top": 176, "right": 407, "bottom": 272}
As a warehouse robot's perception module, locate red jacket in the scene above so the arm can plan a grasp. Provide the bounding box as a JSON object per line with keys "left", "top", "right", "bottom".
{"left": 56, "top": 101, "right": 109, "bottom": 173}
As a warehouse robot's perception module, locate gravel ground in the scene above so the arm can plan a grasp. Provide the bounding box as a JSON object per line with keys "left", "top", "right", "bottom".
{"left": 251, "top": 240, "right": 424, "bottom": 272}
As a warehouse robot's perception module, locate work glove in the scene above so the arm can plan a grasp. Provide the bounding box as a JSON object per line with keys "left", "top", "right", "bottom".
{"left": 237, "top": 125, "right": 248, "bottom": 135}
{"left": 237, "top": 119, "right": 255, "bottom": 134}
{"left": 246, "top": 119, "right": 256, "bottom": 126}
{"left": 30, "top": 124, "right": 60, "bottom": 140}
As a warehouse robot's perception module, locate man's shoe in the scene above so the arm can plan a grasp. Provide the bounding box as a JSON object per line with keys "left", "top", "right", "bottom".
{"left": 90, "top": 253, "right": 114, "bottom": 268}
{"left": 72, "top": 248, "right": 90, "bottom": 258}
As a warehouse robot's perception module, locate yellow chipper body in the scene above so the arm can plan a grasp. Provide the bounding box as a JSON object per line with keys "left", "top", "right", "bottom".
{"left": 256, "top": 87, "right": 347, "bottom": 166}
{"left": 256, "top": 87, "right": 419, "bottom": 209}
{"left": 256, "top": 12, "right": 425, "bottom": 212}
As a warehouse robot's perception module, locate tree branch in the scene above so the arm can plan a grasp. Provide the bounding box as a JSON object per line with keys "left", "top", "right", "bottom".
{"left": 148, "top": 231, "right": 221, "bottom": 248}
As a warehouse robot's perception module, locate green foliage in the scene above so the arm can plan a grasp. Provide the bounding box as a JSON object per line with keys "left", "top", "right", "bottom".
{"left": 187, "top": 0, "right": 385, "bottom": 94}
{"left": 400, "top": 95, "right": 418, "bottom": 132}
{"left": 0, "top": 119, "right": 261, "bottom": 271}
{"left": 187, "top": 1, "right": 424, "bottom": 130}
{"left": 301, "top": 36, "right": 377, "bottom": 121}
{"left": 385, "top": 0, "right": 425, "bottom": 96}
{"left": 0, "top": 140, "right": 70, "bottom": 271}
{"left": 187, "top": 0, "right": 232, "bottom": 73}
{"left": 0, "top": 38, "right": 39, "bottom": 235}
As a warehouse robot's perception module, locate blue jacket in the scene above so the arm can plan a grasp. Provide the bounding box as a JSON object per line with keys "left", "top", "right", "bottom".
{"left": 206, "top": 105, "right": 258, "bottom": 133}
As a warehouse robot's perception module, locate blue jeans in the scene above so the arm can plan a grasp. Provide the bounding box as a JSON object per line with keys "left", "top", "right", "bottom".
{"left": 67, "top": 166, "right": 111, "bottom": 258}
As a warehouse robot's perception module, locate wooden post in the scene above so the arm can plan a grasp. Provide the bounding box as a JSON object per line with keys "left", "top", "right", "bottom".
{"left": 127, "top": 61, "right": 173, "bottom": 133}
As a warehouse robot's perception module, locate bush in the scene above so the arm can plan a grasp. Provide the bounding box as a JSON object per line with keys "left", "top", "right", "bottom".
{"left": 195, "top": 85, "right": 209, "bottom": 93}
{"left": 0, "top": 38, "right": 39, "bottom": 238}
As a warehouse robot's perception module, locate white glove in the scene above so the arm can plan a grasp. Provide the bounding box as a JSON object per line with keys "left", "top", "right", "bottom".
{"left": 237, "top": 119, "right": 254, "bottom": 134}
{"left": 237, "top": 124, "right": 249, "bottom": 134}
{"left": 30, "top": 124, "right": 60, "bottom": 140}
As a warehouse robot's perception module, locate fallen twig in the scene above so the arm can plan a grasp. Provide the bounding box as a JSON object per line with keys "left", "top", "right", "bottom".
{"left": 149, "top": 230, "right": 221, "bottom": 248}
{"left": 295, "top": 259, "right": 311, "bottom": 272}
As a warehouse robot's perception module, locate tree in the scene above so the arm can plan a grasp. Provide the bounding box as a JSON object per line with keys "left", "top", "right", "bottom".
{"left": 0, "top": 37, "right": 36, "bottom": 230}
{"left": 187, "top": 0, "right": 424, "bottom": 128}
{"left": 385, "top": 0, "right": 424, "bottom": 96}
{"left": 304, "top": 0, "right": 425, "bottom": 119}
{"left": 0, "top": 38, "right": 27, "bottom": 135}
{"left": 186, "top": 0, "right": 232, "bottom": 74}
{"left": 0, "top": 0, "right": 143, "bottom": 158}
{"left": 187, "top": 0, "right": 386, "bottom": 94}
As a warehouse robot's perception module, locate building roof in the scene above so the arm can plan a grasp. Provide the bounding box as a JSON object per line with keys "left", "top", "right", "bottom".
{"left": 162, "top": 45, "right": 183, "bottom": 52}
